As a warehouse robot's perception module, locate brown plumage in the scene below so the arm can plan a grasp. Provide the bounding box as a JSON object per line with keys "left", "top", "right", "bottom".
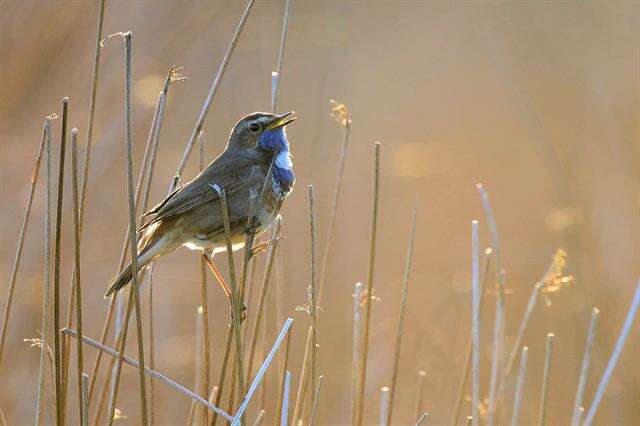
{"left": 105, "top": 111, "right": 296, "bottom": 298}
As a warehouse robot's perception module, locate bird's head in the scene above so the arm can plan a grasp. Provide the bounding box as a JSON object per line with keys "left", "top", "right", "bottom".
{"left": 228, "top": 111, "right": 296, "bottom": 152}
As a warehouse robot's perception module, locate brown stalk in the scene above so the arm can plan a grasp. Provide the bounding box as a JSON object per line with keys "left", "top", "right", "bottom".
{"left": 53, "top": 97, "right": 69, "bottom": 426}
{"left": 36, "top": 116, "right": 54, "bottom": 425}
{"left": 355, "top": 141, "right": 381, "bottom": 426}
{"left": 414, "top": 370, "right": 427, "bottom": 422}
{"left": 538, "top": 333, "right": 555, "bottom": 426}
{"left": 106, "top": 32, "right": 148, "bottom": 426}
{"left": 0, "top": 123, "right": 45, "bottom": 372}
{"left": 309, "top": 374, "right": 324, "bottom": 426}
{"left": 386, "top": 203, "right": 418, "bottom": 426}
{"left": 274, "top": 323, "right": 292, "bottom": 425}
{"left": 291, "top": 326, "right": 313, "bottom": 426}
{"left": 307, "top": 185, "right": 319, "bottom": 421}
{"left": 211, "top": 325, "right": 234, "bottom": 426}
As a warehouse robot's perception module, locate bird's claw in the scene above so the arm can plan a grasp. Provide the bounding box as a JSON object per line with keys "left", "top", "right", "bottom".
{"left": 250, "top": 234, "right": 285, "bottom": 257}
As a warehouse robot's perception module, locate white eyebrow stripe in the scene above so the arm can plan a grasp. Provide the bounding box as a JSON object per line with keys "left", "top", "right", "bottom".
{"left": 275, "top": 151, "right": 292, "bottom": 170}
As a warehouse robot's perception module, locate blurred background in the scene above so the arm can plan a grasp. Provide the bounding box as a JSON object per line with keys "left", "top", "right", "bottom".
{"left": 0, "top": 0, "right": 638, "bottom": 424}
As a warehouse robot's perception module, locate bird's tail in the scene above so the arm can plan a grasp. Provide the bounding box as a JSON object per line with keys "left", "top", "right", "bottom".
{"left": 104, "top": 264, "right": 135, "bottom": 298}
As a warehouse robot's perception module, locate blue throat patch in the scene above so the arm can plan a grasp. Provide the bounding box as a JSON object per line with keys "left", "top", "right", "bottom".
{"left": 258, "top": 128, "right": 295, "bottom": 193}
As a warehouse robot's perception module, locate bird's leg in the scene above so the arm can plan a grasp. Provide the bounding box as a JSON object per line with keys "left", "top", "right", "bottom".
{"left": 250, "top": 233, "right": 285, "bottom": 258}
{"left": 202, "top": 253, "right": 246, "bottom": 321}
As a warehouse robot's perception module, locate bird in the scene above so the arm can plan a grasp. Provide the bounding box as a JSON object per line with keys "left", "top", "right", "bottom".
{"left": 104, "top": 111, "right": 297, "bottom": 300}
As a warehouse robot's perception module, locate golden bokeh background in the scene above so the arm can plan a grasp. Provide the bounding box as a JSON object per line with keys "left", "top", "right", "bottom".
{"left": 0, "top": 1, "right": 638, "bottom": 425}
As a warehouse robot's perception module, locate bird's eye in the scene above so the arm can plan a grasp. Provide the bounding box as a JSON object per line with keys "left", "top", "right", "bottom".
{"left": 249, "top": 123, "right": 260, "bottom": 132}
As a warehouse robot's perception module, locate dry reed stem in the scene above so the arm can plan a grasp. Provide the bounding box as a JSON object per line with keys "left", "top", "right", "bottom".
{"left": 351, "top": 282, "right": 362, "bottom": 425}
{"left": 271, "top": 0, "right": 292, "bottom": 113}
{"left": 538, "top": 333, "right": 554, "bottom": 426}
{"left": 211, "top": 325, "right": 234, "bottom": 426}
{"left": 387, "top": 204, "right": 418, "bottom": 426}
{"left": 107, "top": 32, "right": 148, "bottom": 426}
{"left": 570, "top": 307, "right": 599, "bottom": 426}
{"left": 0, "top": 123, "right": 45, "bottom": 372}
{"left": 309, "top": 374, "right": 324, "bottom": 426}
{"left": 416, "top": 411, "right": 429, "bottom": 426}
{"left": 175, "top": 0, "right": 255, "bottom": 182}
{"left": 476, "top": 183, "right": 505, "bottom": 426}
{"left": 414, "top": 370, "right": 427, "bottom": 422}
{"left": 318, "top": 100, "right": 351, "bottom": 305}
{"left": 471, "top": 221, "right": 480, "bottom": 426}
{"left": 281, "top": 371, "right": 292, "bottom": 426}
{"left": 53, "top": 97, "right": 69, "bottom": 426}
{"left": 231, "top": 317, "right": 293, "bottom": 426}
{"left": 275, "top": 328, "right": 292, "bottom": 425}
{"left": 356, "top": 141, "right": 381, "bottom": 426}
{"left": 510, "top": 346, "right": 528, "bottom": 426}
{"left": 253, "top": 410, "right": 266, "bottom": 426}
{"left": 451, "top": 247, "right": 492, "bottom": 426}
{"left": 307, "top": 185, "right": 319, "bottom": 419}
{"left": 82, "top": 372, "right": 89, "bottom": 426}
{"left": 62, "top": 328, "right": 233, "bottom": 421}
{"left": 246, "top": 219, "right": 282, "bottom": 384}
{"left": 198, "top": 132, "right": 211, "bottom": 426}
{"left": 291, "top": 326, "right": 313, "bottom": 426}
{"left": 71, "top": 128, "right": 86, "bottom": 424}
{"left": 36, "top": 116, "right": 53, "bottom": 425}
{"left": 379, "top": 386, "right": 390, "bottom": 426}
{"left": 583, "top": 279, "right": 640, "bottom": 426}
{"left": 213, "top": 186, "right": 246, "bottom": 408}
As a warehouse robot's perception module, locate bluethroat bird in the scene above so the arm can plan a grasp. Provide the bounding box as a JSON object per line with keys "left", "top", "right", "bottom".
{"left": 104, "top": 111, "right": 296, "bottom": 302}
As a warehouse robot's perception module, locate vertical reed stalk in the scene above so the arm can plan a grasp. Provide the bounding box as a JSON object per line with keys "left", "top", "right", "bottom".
{"left": 307, "top": 185, "right": 319, "bottom": 419}
{"left": 270, "top": 0, "right": 292, "bottom": 113}
{"left": 538, "top": 333, "right": 555, "bottom": 426}
{"left": 71, "top": 128, "right": 86, "bottom": 424}
{"left": 477, "top": 183, "right": 505, "bottom": 426}
{"left": 81, "top": 373, "right": 89, "bottom": 426}
{"left": 281, "top": 371, "right": 292, "bottom": 426}
{"left": 253, "top": 410, "right": 266, "bottom": 426}
{"left": 510, "top": 346, "right": 528, "bottom": 426}
{"left": 246, "top": 219, "right": 282, "bottom": 383}
{"left": 416, "top": 412, "right": 429, "bottom": 426}
{"left": 318, "top": 101, "right": 351, "bottom": 305}
{"left": 275, "top": 326, "right": 292, "bottom": 425}
{"left": 379, "top": 386, "right": 390, "bottom": 426}
{"left": 0, "top": 123, "right": 45, "bottom": 372}
{"left": 451, "top": 247, "right": 492, "bottom": 426}
{"left": 414, "top": 370, "right": 427, "bottom": 422}
{"left": 53, "top": 97, "right": 69, "bottom": 426}
{"left": 309, "top": 374, "right": 324, "bottom": 426}
{"left": 570, "top": 307, "right": 599, "bottom": 426}
{"left": 107, "top": 32, "right": 148, "bottom": 426}
{"left": 356, "top": 141, "right": 381, "bottom": 426}
{"left": 292, "top": 327, "right": 313, "bottom": 426}
{"left": 386, "top": 204, "right": 417, "bottom": 426}
{"left": 351, "top": 282, "right": 362, "bottom": 425}
{"left": 36, "top": 116, "right": 54, "bottom": 425}
{"left": 211, "top": 325, "right": 234, "bottom": 426}
{"left": 471, "top": 221, "right": 480, "bottom": 426}
{"left": 583, "top": 279, "right": 640, "bottom": 426}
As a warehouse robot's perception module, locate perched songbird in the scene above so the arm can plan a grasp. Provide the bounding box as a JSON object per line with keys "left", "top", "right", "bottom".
{"left": 104, "top": 111, "right": 296, "bottom": 299}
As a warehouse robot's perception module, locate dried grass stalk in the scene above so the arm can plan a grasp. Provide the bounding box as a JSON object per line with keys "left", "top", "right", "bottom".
{"left": 538, "top": 333, "right": 555, "bottom": 426}
{"left": 309, "top": 374, "right": 324, "bottom": 426}
{"left": 211, "top": 325, "right": 234, "bottom": 426}
{"left": 356, "top": 141, "right": 381, "bottom": 426}
{"left": 414, "top": 370, "right": 427, "bottom": 422}
{"left": 274, "top": 320, "right": 292, "bottom": 425}
{"left": 81, "top": 372, "right": 89, "bottom": 426}
{"left": 379, "top": 386, "right": 390, "bottom": 426}
{"left": 510, "top": 346, "right": 528, "bottom": 426}
{"left": 281, "top": 370, "right": 292, "bottom": 426}
{"left": 292, "top": 327, "right": 313, "bottom": 426}
{"left": 307, "top": 185, "right": 319, "bottom": 418}
{"left": 471, "top": 221, "right": 480, "bottom": 426}
{"left": 270, "top": 0, "right": 292, "bottom": 113}
{"left": 351, "top": 282, "right": 363, "bottom": 425}
{"left": 387, "top": 204, "right": 418, "bottom": 425}
{"left": 570, "top": 307, "right": 599, "bottom": 426}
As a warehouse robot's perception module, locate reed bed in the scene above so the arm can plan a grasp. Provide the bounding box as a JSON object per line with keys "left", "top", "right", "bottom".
{"left": 1, "top": 2, "right": 637, "bottom": 426}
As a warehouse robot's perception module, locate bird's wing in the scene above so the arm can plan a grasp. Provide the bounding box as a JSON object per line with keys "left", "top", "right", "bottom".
{"left": 140, "top": 150, "right": 264, "bottom": 229}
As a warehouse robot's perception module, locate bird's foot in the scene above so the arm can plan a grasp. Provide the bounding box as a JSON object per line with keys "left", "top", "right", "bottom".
{"left": 250, "top": 233, "right": 285, "bottom": 257}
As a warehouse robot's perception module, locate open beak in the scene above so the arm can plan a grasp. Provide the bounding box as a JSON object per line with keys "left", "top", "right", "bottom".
{"left": 266, "top": 111, "right": 297, "bottom": 130}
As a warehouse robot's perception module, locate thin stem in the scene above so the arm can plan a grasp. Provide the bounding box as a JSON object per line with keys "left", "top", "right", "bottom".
{"left": 351, "top": 282, "right": 362, "bottom": 425}
{"left": 538, "top": 333, "right": 555, "bottom": 426}
{"left": 0, "top": 123, "right": 45, "bottom": 372}
{"left": 82, "top": 373, "right": 89, "bottom": 426}
{"left": 292, "top": 327, "right": 313, "bottom": 426}
{"left": 281, "top": 371, "right": 292, "bottom": 426}
{"left": 356, "top": 141, "right": 381, "bottom": 426}
{"left": 211, "top": 325, "right": 234, "bottom": 426}
{"left": 414, "top": 370, "right": 427, "bottom": 422}
{"left": 387, "top": 204, "right": 418, "bottom": 426}
{"left": 451, "top": 247, "right": 492, "bottom": 426}
{"left": 174, "top": 0, "right": 256, "bottom": 182}
{"left": 309, "top": 374, "right": 324, "bottom": 426}
{"left": 71, "top": 128, "right": 86, "bottom": 424}
{"left": 416, "top": 412, "right": 429, "bottom": 426}
{"left": 270, "top": 0, "right": 292, "bottom": 113}
{"left": 510, "top": 346, "right": 528, "bottom": 426}
{"left": 53, "top": 97, "right": 69, "bottom": 426}
{"left": 275, "top": 328, "right": 292, "bottom": 425}
{"left": 379, "top": 386, "right": 390, "bottom": 426}
{"left": 307, "top": 185, "right": 319, "bottom": 419}
{"left": 471, "top": 221, "right": 480, "bottom": 426}
{"left": 36, "top": 116, "right": 53, "bottom": 426}
{"left": 62, "top": 328, "right": 233, "bottom": 422}
{"left": 253, "top": 410, "right": 266, "bottom": 426}
{"left": 583, "top": 279, "right": 640, "bottom": 426}
{"left": 570, "top": 307, "right": 599, "bottom": 426}
{"left": 246, "top": 219, "right": 282, "bottom": 384}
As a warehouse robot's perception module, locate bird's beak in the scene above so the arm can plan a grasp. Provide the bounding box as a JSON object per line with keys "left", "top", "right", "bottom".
{"left": 266, "top": 111, "right": 297, "bottom": 130}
